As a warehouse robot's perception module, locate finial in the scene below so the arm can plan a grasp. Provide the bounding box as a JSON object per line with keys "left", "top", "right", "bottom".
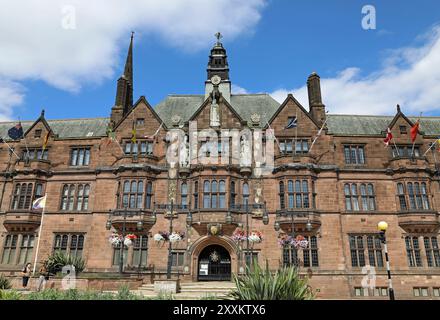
{"left": 215, "top": 32, "right": 223, "bottom": 44}
{"left": 131, "top": 31, "right": 134, "bottom": 40}
{"left": 396, "top": 104, "right": 401, "bottom": 113}
{"left": 41, "top": 109, "right": 45, "bottom": 117}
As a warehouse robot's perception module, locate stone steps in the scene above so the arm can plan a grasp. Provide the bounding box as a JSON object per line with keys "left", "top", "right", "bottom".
{"left": 135, "top": 281, "right": 236, "bottom": 299}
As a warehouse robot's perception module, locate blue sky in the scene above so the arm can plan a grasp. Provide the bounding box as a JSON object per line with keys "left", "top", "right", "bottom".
{"left": 1, "top": 0, "right": 440, "bottom": 121}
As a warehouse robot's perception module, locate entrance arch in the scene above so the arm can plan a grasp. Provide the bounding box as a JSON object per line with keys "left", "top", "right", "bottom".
{"left": 197, "top": 244, "right": 231, "bottom": 281}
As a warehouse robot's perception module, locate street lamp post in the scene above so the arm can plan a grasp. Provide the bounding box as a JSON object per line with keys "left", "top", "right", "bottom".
{"left": 166, "top": 200, "right": 175, "bottom": 280}
{"left": 274, "top": 211, "right": 313, "bottom": 267}
{"left": 378, "top": 221, "right": 395, "bottom": 300}
{"left": 106, "top": 206, "right": 144, "bottom": 275}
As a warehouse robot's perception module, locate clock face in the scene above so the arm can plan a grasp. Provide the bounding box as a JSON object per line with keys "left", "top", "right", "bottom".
{"left": 211, "top": 75, "right": 221, "bottom": 85}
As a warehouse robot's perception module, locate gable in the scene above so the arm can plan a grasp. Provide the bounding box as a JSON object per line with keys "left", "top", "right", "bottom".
{"left": 189, "top": 96, "right": 243, "bottom": 129}
{"left": 269, "top": 95, "right": 320, "bottom": 138}
{"left": 114, "top": 97, "right": 164, "bottom": 139}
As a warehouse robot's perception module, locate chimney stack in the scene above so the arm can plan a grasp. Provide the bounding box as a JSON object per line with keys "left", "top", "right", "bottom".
{"left": 307, "top": 72, "right": 326, "bottom": 126}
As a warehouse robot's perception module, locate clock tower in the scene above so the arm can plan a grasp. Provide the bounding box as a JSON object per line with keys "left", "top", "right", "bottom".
{"left": 205, "top": 32, "right": 231, "bottom": 102}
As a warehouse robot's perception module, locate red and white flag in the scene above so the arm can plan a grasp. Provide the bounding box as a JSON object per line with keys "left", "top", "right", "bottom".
{"left": 383, "top": 128, "right": 393, "bottom": 147}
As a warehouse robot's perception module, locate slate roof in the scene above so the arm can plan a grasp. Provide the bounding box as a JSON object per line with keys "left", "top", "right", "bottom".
{"left": 327, "top": 115, "right": 440, "bottom": 136}
{"left": 1, "top": 94, "right": 439, "bottom": 139}
{"left": 0, "top": 118, "right": 109, "bottom": 140}
{"left": 154, "top": 94, "right": 280, "bottom": 127}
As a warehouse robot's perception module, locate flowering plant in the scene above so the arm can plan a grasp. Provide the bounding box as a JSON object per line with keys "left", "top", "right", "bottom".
{"left": 108, "top": 233, "right": 137, "bottom": 247}
{"left": 232, "top": 228, "right": 246, "bottom": 242}
{"left": 232, "top": 228, "right": 263, "bottom": 243}
{"left": 153, "top": 231, "right": 185, "bottom": 243}
{"left": 248, "top": 230, "right": 263, "bottom": 243}
{"left": 278, "top": 234, "right": 308, "bottom": 249}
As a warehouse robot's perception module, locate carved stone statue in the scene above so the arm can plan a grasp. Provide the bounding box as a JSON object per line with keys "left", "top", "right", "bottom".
{"left": 240, "top": 135, "right": 251, "bottom": 167}
{"left": 179, "top": 135, "right": 190, "bottom": 167}
{"left": 210, "top": 97, "right": 220, "bottom": 127}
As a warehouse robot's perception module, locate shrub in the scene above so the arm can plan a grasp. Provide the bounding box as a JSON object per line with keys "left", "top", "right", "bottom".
{"left": 46, "top": 251, "right": 86, "bottom": 275}
{"left": 0, "top": 290, "right": 22, "bottom": 300}
{"left": 0, "top": 274, "right": 12, "bottom": 290}
{"left": 115, "top": 285, "right": 143, "bottom": 300}
{"left": 228, "top": 262, "right": 314, "bottom": 300}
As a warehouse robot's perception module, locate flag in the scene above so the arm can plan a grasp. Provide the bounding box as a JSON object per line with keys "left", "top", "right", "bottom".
{"left": 7, "top": 122, "right": 23, "bottom": 140}
{"left": 383, "top": 128, "right": 393, "bottom": 147}
{"left": 286, "top": 117, "right": 297, "bottom": 129}
{"left": 42, "top": 131, "right": 50, "bottom": 151}
{"left": 410, "top": 120, "right": 420, "bottom": 143}
{"left": 131, "top": 121, "right": 137, "bottom": 144}
{"left": 144, "top": 122, "right": 163, "bottom": 140}
{"left": 105, "top": 127, "right": 117, "bottom": 146}
{"left": 32, "top": 195, "right": 46, "bottom": 210}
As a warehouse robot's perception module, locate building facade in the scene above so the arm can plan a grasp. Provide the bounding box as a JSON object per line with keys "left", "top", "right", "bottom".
{"left": 0, "top": 35, "right": 439, "bottom": 299}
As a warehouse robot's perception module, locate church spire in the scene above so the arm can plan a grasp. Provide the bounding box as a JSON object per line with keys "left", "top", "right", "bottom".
{"left": 124, "top": 31, "right": 134, "bottom": 88}
{"left": 111, "top": 33, "right": 135, "bottom": 126}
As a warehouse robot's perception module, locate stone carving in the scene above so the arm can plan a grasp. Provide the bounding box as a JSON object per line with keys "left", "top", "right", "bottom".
{"left": 240, "top": 135, "right": 252, "bottom": 167}
{"left": 171, "top": 115, "right": 181, "bottom": 126}
{"left": 210, "top": 97, "right": 220, "bottom": 127}
{"left": 250, "top": 113, "right": 261, "bottom": 125}
{"left": 179, "top": 135, "right": 190, "bottom": 167}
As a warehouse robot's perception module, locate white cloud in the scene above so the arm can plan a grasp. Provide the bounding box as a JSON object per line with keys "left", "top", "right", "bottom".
{"left": 271, "top": 25, "right": 440, "bottom": 116}
{"left": 0, "top": 0, "right": 266, "bottom": 119}
{"left": 0, "top": 80, "right": 25, "bottom": 121}
{"left": 231, "top": 84, "right": 248, "bottom": 94}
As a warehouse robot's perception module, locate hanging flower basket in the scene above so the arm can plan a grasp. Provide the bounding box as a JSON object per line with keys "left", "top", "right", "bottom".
{"left": 278, "top": 234, "right": 309, "bottom": 250}
{"left": 232, "top": 228, "right": 246, "bottom": 242}
{"left": 153, "top": 231, "right": 185, "bottom": 245}
{"left": 232, "top": 228, "right": 263, "bottom": 243}
{"left": 108, "top": 233, "right": 137, "bottom": 248}
{"left": 248, "top": 230, "right": 263, "bottom": 243}
{"left": 278, "top": 234, "right": 308, "bottom": 249}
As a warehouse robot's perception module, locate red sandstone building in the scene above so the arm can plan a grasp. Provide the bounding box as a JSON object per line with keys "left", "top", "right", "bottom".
{"left": 0, "top": 35, "right": 439, "bottom": 299}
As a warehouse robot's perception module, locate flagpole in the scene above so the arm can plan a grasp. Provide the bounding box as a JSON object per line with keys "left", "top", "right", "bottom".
{"left": 294, "top": 111, "right": 298, "bottom": 155}
{"left": 422, "top": 140, "right": 438, "bottom": 157}
{"left": 309, "top": 116, "right": 329, "bottom": 153}
{"left": 263, "top": 113, "right": 282, "bottom": 151}
{"left": 32, "top": 193, "right": 47, "bottom": 276}
{"left": 1, "top": 136, "right": 20, "bottom": 159}
{"left": 432, "top": 145, "right": 440, "bottom": 188}
{"left": 410, "top": 113, "right": 422, "bottom": 158}
{"left": 392, "top": 138, "right": 399, "bottom": 156}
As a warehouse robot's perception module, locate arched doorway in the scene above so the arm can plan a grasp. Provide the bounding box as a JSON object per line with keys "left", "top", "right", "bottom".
{"left": 198, "top": 245, "right": 231, "bottom": 281}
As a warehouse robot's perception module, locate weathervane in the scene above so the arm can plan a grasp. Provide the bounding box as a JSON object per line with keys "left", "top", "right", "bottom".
{"left": 215, "top": 32, "right": 222, "bottom": 44}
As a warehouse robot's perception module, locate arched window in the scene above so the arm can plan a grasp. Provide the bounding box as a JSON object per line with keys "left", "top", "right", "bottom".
{"left": 421, "top": 183, "right": 430, "bottom": 210}
{"left": 122, "top": 180, "right": 143, "bottom": 209}
{"left": 397, "top": 183, "right": 407, "bottom": 211}
{"left": 344, "top": 184, "right": 352, "bottom": 211}
{"left": 193, "top": 181, "right": 199, "bottom": 209}
{"left": 219, "top": 181, "right": 226, "bottom": 209}
{"left": 405, "top": 236, "right": 422, "bottom": 267}
{"left": 287, "top": 180, "right": 294, "bottom": 209}
{"left": 230, "top": 181, "right": 236, "bottom": 208}
{"left": 181, "top": 183, "right": 188, "bottom": 207}
{"left": 212, "top": 181, "right": 218, "bottom": 208}
{"left": 279, "top": 182, "right": 285, "bottom": 209}
{"left": 145, "top": 182, "right": 153, "bottom": 209}
{"left": 407, "top": 183, "right": 416, "bottom": 209}
{"left": 242, "top": 183, "right": 249, "bottom": 206}
{"left": 203, "top": 181, "right": 210, "bottom": 209}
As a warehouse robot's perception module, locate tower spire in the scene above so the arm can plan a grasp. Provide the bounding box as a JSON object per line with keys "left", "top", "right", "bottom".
{"left": 205, "top": 32, "right": 231, "bottom": 102}
{"left": 124, "top": 31, "right": 134, "bottom": 87}
{"left": 111, "top": 33, "right": 135, "bottom": 126}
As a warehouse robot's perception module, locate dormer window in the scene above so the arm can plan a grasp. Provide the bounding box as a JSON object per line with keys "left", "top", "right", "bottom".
{"left": 34, "top": 129, "right": 42, "bottom": 138}
{"left": 400, "top": 126, "right": 407, "bottom": 134}
{"left": 136, "top": 118, "right": 145, "bottom": 126}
